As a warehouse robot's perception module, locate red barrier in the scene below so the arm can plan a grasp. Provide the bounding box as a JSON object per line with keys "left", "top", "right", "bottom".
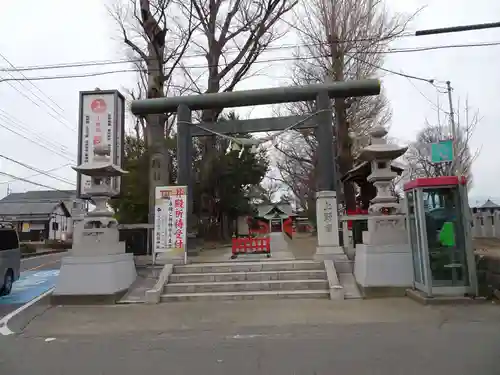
{"left": 231, "top": 236, "right": 271, "bottom": 259}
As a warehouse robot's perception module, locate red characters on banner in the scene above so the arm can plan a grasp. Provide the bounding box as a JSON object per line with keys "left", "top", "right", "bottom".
{"left": 175, "top": 218, "right": 183, "bottom": 229}
{"left": 175, "top": 199, "right": 184, "bottom": 209}
{"left": 173, "top": 197, "right": 185, "bottom": 249}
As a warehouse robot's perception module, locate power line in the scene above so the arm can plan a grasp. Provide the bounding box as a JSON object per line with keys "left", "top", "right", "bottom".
{"left": 0, "top": 109, "right": 75, "bottom": 157}
{"left": 0, "top": 52, "right": 67, "bottom": 114}
{"left": 1, "top": 40, "right": 499, "bottom": 74}
{"left": 0, "top": 34, "right": 415, "bottom": 73}
{"left": 0, "top": 154, "right": 75, "bottom": 186}
{"left": 0, "top": 171, "right": 63, "bottom": 191}
{"left": 347, "top": 53, "right": 438, "bottom": 83}
{"left": 0, "top": 163, "right": 72, "bottom": 185}
{"left": 404, "top": 77, "right": 448, "bottom": 114}
{"left": 2, "top": 38, "right": 496, "bottom": 84}
{"left": 0, "top": 78, "right": 76, "bottom": 132}
{"left": 0, "top": 120, "right": 75, "bottom": 161}
{"left": 0, "top": 51, "right": 452, "bottom": 84}
{"left": 0, "top": 52, "right": 76, "bottom": 132}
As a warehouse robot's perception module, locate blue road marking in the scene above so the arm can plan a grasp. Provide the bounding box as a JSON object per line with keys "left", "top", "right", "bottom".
{"left": 0, "top": 270, "right": 60, "bottom": 305}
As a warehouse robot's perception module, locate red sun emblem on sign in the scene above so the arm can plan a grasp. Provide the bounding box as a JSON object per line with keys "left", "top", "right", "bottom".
{"left": 90, "top": 99, "right": 107, "bottom": 113}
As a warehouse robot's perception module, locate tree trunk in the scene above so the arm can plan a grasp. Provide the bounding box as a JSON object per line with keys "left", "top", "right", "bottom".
{"left": 144, "top": 33, "right": 169, "bottom": 225}
{"left": 331, "top": 38, "right": 356, "bottom": 211}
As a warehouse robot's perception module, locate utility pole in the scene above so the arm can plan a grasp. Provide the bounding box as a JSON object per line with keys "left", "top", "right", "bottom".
{"left": 416, "top": 21, "right": 500, "bottom": 36}
{"left": 446, "top": 80, "right": 458, "bottom": 176}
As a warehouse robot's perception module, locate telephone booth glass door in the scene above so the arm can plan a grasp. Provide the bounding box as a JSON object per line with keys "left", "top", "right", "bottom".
{"left": 404, "top": 176, "right": 477, "bottom": 297}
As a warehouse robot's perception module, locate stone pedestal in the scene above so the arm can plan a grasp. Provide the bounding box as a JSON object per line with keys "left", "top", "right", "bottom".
{"left": 52, "top": 222, "right": 137, "bottom": 303}
{"left": 354, "top": 215, "right": 413, "bottom": 296}
{"left": 314, "top": 191, "right": 344, "bottom": 260}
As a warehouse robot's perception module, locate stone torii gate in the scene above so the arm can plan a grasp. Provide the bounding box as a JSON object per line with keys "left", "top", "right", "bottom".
{"left": 131, "top": 79, "right": 380, "bottom": 259}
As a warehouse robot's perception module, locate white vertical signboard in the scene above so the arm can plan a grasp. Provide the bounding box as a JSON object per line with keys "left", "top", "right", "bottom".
{"left": 77, "top": 90, "right": 125, "bottom": 198}
{"left": 153, "top": 186, "right": 188, "bottom": 264}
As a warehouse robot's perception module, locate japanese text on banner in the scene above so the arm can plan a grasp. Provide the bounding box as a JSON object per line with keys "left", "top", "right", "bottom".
{"left": 153, "top": 186, "right": 187, "bottom": 256}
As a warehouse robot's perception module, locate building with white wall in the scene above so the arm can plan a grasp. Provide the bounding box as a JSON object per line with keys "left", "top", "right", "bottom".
{"left": 0, "top": 190, "right": 87, "bottom": 241}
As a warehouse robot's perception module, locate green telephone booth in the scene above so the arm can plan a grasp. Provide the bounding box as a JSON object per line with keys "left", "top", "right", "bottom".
{"left": 403, "top": 176, "right": 477, "bottom": 297}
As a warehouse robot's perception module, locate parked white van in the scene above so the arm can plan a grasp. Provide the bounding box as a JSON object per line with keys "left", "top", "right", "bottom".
{"left": 0, "top": 222, "right": 21, "bottom": 296}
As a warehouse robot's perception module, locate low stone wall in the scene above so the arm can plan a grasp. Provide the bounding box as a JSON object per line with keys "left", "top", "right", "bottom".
{"left": 472, "top": 212, "right": 500, "bottom": 238}
{"left": 475, "top": 253, "right": 500, "bottom": 298}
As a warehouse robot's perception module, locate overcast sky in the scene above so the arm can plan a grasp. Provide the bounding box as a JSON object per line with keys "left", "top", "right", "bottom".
{"left": 0, "top": 0, "right": 499, "bottom": 204}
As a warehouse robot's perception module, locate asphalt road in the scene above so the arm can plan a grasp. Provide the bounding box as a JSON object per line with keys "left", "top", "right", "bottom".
{"left": 0, "top": 252, "right": 65, "bottom": 318}
{"left": 20, "top": 252, "right": 66, "bottom": 272}
{"left": 1, "top": 321, "right": 499, "bottom": 374}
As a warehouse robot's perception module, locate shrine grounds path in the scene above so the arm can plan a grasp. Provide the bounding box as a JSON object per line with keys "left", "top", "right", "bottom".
{"left": 1, "top": 298, "right": 500, "bottom": 374}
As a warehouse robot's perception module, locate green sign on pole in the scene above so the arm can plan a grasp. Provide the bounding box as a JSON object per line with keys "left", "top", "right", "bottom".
{"left": 430, "top": 139, "right": 453, "bottom": 163}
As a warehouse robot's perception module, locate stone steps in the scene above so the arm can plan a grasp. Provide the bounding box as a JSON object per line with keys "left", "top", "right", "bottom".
{"left": 174, "top": 260, "right": 324, "bottom": 274}
{"left": 161, "top": 260, "right": 329, "bottom": 302}
{"left": 160, "top": 289, "right": 329, "bottom": 302}
{"left": 165, "top": 279, "right": 329, "bottom": 294}
{"left": 170, "top": 269, "right": 326, "bottom": 283}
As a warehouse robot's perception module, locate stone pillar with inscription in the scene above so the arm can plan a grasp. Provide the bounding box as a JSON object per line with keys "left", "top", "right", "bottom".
{"left": 314, "top": 191, "right": 344, "bottom": 260}
{"left": 52, "top": 144, "right": 137, "bottom": 304}
{"left": 353, "top": 127, "right": 413, "bottom": 296}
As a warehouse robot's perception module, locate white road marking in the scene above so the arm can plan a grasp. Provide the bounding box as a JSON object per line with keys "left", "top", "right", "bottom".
{"left": 21, "top": 252, "right": 65, "bottom": 262}
{"left": 230, "top": 333, "right": 292, "bottom": 340}
{"left": 0, "top": 287, "right": 54, "bottom": 336}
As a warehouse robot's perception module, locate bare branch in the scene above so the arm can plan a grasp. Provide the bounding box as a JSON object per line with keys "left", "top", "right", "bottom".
{"left": 183, "top": 0, "right": 296, "bottom": 97}
{"left": 275, "top": 0, "right": 407, "bottom": 209}
{"left": 404, "top": 100, "right": 481, "bottom": 187}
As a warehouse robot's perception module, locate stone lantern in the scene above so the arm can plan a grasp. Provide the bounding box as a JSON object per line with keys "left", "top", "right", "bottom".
{"left": 352, "top": 127, "right": 413, "bottom": 297}
{"left": 358, "top": 127, "right": 408, "bottom": 214}
{"left": 52, "top": 143, "right": 137, "bottom": 304}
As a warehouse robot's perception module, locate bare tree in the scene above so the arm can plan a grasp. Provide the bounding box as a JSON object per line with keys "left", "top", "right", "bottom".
{"left": 109, "top": 0, "right": 197, "bottom": 224}
{"left": 180, "top": 0, "right": 296, "bottom": 102}
{"left": 275, "top": 0, "right": 415, "bottom": 210}
{"left": 177, "top": 0, "right": 297, "bottom": 233}
{"left": 258, "top": 178, "right": 284, "bottom": 203}
{"left": 123, "top": 79, "right": 148, "bottom": 141}
{"left": 273, "top": 131, "right": 317, "bottom": 209}
{"left": 405, "top": 99, "right": 481, "bottom": 187}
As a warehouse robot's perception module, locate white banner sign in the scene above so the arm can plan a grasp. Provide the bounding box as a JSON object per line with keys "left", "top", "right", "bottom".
{"left": 153, "top": 186, "right": 188, "bottom": 263}
{"left": 77, "top": 90, "right": 125, "bottom": 198}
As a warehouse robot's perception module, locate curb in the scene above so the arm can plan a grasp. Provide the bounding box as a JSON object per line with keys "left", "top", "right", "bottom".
{"left": 0, "top": 288, "right": 54, "bottom": 336}
{"left": 21, "top": 250, "right": 68, "bottom": 259}
{"left": 145, "top": 264, "right": 173, "bottom": 304}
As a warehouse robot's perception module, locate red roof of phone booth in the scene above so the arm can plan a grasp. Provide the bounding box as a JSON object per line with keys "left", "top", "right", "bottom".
{"left": 403, "top": 176, "right": 467, "bottom": 191}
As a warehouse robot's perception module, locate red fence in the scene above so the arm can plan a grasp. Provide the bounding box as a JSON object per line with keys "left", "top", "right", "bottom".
{"left": 231, "top": 236, "right": 271, "bottom": 259}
